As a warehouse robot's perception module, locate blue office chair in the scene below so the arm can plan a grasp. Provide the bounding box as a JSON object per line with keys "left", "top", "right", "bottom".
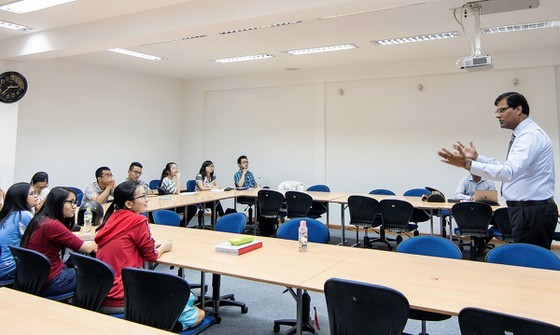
{"left": 149, "top": 179, "right": 160, "bottom": 190}
{"left": 66, "top": 186, "right": 84, "bottom": 206}
{"left": 459, "top": 307, "right": 560, "bottom": 335}
{"left": 485, "top": 243, "right": 560, "bottom": 270}
{"left": 274, "top": 218, "right": 330, "bottom": 334}
{"left": 397, "top": 235, "right": 462, "bottom": 335}
{"left": 208, "top": 213, "right": 248, "bottom": 314}
{"left": 369, "top": 188, "right": 396, "bottom": 196}
{"left": 186, "top": 180, "right": 207, "bottom": 229}
{"left": 324, "top": 278, "right": 409, "bottom": 335}
{"left": 153, "top": 209, "right": 181, "bottom": 227}
{"left": 306, "top": 184, "right": 330, "bottom": 219}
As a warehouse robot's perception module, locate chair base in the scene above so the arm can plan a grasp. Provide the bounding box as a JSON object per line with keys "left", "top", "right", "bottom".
{"left": 203, "top": 294, "right": 248, "bottom": 314}
{"left": 273, "top": 291, "right": 315, "bottom": 334}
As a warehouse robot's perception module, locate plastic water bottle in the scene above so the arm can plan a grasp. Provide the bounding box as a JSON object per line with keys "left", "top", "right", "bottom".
{"left": 257, "top": 176, "right": 262, "bottom": 188}
{"left": 83, "top": 206, "right": 93, "bottom": 233}
{"left": 298, "top": 220, "right": 308, "bottom": 252}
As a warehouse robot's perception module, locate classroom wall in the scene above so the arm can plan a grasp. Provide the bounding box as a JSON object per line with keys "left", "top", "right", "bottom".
{"left": 3, "top": 59, "right": 185, "bottom": 190}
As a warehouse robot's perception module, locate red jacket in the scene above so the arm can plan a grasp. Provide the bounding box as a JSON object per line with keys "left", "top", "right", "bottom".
{"left": 95, "top": 210, "right": 158, "bottom": 307}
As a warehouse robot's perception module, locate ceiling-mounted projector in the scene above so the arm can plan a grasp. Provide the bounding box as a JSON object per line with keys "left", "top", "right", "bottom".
{"left": 460, "top": 55, "right": 493, "bottom": 71}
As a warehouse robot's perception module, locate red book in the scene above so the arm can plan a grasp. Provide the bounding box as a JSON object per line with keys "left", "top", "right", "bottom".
{"left": 214, "top": 240, "right": 263, "bottom": 255}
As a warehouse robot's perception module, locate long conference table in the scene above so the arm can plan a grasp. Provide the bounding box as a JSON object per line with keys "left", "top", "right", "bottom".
{"left": 150, "top": 224, "right": 560, "bottom": 335}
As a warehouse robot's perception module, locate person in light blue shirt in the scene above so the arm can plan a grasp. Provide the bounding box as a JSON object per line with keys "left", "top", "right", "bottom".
{"left": 439, "top": 92, "right": 557, "bottom": 249}
{"left": 0, "top": 182, "right": 37, "bottom": 280}
{"left": 455, "top": 174, "right": 495, "bottom": 200}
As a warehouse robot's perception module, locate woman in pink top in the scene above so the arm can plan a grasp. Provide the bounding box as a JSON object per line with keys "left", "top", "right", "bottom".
{"left": 21, "top": 187, "right": 96, "bottom": 297}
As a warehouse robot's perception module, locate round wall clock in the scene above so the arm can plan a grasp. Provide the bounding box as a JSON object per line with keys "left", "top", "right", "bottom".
{"left": 0, "top": 71, "right": 28, "bottom": 103}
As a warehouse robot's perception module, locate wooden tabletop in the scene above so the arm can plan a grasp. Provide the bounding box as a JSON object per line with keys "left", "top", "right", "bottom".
{"left": 0, "top": 288, "right": 172, "bottom": 335}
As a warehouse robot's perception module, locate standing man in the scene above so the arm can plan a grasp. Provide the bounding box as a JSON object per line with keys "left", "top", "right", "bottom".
{"left": 439, "top": 92, "right": 557, "bottom": 248}
{"left": 455, "top": 173, "right": 495, "bottom": 200}
{"left": 84, "top": 166, "right": 116, "bottom": 204}
{"left": 234, "top": 155, "right": 257, "bottom": 188}
{"left": 126, "top": 162, "right": 154, "bottom": 195}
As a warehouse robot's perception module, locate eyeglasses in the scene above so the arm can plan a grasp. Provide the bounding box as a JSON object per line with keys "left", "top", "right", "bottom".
{"left": 64, "top": 200, "right": 78, "bottom": 207}
{"left": 133, "top": 194, "right": 148, "bottom": 201}
{"left": 103, "top": 173, "right": 114, "bottom": 178}
{"left": 28, "top": 191, "right": 38, "bottom": 197}
{"left": 495, "top": 106, "right": 511, "bottom": 114}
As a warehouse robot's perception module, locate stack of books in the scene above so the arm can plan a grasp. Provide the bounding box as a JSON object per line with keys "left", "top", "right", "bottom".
{"left": 214, "top": 236, "right": 263, "bottom": 255}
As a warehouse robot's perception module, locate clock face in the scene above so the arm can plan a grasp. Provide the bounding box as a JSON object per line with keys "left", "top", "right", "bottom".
{"left": 0, "top": 72, "right": 28, "bottom": 104}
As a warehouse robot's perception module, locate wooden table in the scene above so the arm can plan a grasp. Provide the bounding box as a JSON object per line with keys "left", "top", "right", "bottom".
{"left": 0, "top": 287, "right": 172, "bottom": 335}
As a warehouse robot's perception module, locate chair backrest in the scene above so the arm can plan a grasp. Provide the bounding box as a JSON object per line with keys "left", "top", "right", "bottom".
{"left": 122, "top": 267, "right": 190, "bottom": 332}
{"left": 257, "top": 190, "right": 285, "bottom": 219}
{"left": 215, "top": 213, "right": 247, "bottom": 234}
{"left": 459, "top": 307, "right": 560, "bottom": 335}
{"left": 492, "top": 207, "right": 514, "bottom": 242}
{"left": 397, "top": 235, "right": 462, "bottom": 259}
{"left": 152, "top": 209, "right": 181, "bottom": 227}
{"left": 485, "top": 243, "right": 560, "bottom": 270}
{"left": 380, "top": 199, "right": 414, "bottom": 232}
{"left": 8, "top": 245, "right": 50, "bottom": 295}
{"left": 347, "top": 195, "right": 380, "bottom": 228}
{"left": 186, "top": 180, "right": 196, "bottom": 192}
{"left": 69, "top": 251, "right": 115, "bottom": 311}
{"left": 66, "top": 187, "right": 84, "bottom": 206}
{"left": 452, "top": 202, "right": 492, "bottom": 237}
{"left": 369, "top": 188, "right": 396, "bottom": 196}
{"left": 285, "top": 191, "right": 313, "bottom": 219}
{"left": 149, "top": 179, "right": 160, "bottom": 190}
{"left": 306, "top": 184, "right": 330, "bottom": 192}
{"left": 324, "top": 278, "right": 409, "bottom": 335}
{"left": 403, "top": 188, "right": 430, "bottom": 197}
{"left": 276, "top": 218, "right": 330, "bottom": 243}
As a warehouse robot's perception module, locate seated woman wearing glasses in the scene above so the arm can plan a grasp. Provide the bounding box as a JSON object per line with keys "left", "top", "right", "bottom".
{"left": 21, "top": 187, "right": 97, "bottom": 297}
{"left": 195, "top": 160, "right": 225, "bottom": 220}
{"left": 95, "top": 181, "right": 203, "bottom": 329}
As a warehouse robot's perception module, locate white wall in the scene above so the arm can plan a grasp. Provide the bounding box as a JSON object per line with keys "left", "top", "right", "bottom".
{"left": 10, "top": 60, "right": 185, "bottom": 190}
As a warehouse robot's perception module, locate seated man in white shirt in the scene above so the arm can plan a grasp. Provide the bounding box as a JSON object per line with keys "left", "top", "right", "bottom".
{"left": 83, "top": 166, "right": 115, "bottom": 204}
{"left": 455, "top": 174, "right": 496, "bottom": 200}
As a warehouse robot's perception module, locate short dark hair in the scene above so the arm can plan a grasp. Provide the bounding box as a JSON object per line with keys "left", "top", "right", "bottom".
{"left": 237, "top": 155, "right": 248, "bottom": 165}
{"left": 129, "top": 162, "right": 143, "bottom": 171}
{"left": 31, "top": 171, "right": 49, "bottom": 185}
{"left": 95, "top": 166, "right": 111, "bottom": 179}
{"left": 494, "top": 92, "right": 530, "bottom": 116}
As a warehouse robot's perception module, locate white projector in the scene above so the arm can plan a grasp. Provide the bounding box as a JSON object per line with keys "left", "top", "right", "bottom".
{"left": 461, "top": 55, "right": 493, "bottom": 71}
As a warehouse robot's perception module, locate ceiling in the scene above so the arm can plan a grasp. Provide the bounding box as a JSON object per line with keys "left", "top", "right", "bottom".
{"left": 0, "top": 0, "right": 559, "bottom": 81}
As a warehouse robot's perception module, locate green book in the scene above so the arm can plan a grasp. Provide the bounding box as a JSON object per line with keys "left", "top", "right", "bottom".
{"left": 228, "top": 236, "right": 254, "bottom": 246}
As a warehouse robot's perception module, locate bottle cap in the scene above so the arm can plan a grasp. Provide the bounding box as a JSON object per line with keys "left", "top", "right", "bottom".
{"left": 299, "top": 220, "right": 306, "bottom": 227}
{"left": 86, "top": 206, "right": 91, "bottom": 210}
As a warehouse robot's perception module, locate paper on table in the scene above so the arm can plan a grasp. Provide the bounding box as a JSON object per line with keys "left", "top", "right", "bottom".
{"left": 210, "top": 189, "right": 224, "bottom": 192}
{"left": 180, "top": 192, "right": 198, "bottom": 196}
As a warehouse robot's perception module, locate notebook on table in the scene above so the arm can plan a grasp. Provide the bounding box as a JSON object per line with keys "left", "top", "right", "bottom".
{"left": 474, "top": 190, "right": 499, "bottom": 205}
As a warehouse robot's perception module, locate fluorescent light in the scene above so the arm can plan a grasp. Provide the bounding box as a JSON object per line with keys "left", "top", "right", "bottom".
{"left": 319, "top": 3, "right": 425, "bottom": 20}
{"left": 482, "top": 20, "right": 560, "bottom": 34}
{"left": 283, "top": 44, "right": 357, "bottom": 55}
{"left": 0, "top": 0, "right": 78, "bottom": 14}
{"left": 107, "top": 48, "right": 165, "bottom": 61}
{"left": 372, "top": 31, "right": 459, "bottom": 46}
{"left": 219, "top": 20, "right": 302, "bottom": 35}
{"left": 0, "top": 19, "right": 35, "bottom": 31}
{"left": 141, "top": 34, "right": 207, "bottom": 46}
{"left": 211, "top": 54, "right": 274, "bottom": 63}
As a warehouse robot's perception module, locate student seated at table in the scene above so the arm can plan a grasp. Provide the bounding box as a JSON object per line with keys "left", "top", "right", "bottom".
{"left": 95, "top": 181, "right": 204, "bottom": 330}
{"left": 0, "top": 182, "right": 36, "bottom": 281}
{"left": 30, "top": 171, "right": 50, "bottom": 213}
{"left": 21, "top": 187, "right": 97, "bottom": 297}
{"left": 126, "top": 161, "right": 154, "bottom": 195}
{"left": 159, "top": 162, "right": 181, "bottom": 195}
{"left": 84, "top": 166, "right": 116, "bottom": 203}
{"left": 196, "top": 160, "right": 225, "bottom": 220}
{"left": 455, "top": 173, "right": 496, "bottom": 200}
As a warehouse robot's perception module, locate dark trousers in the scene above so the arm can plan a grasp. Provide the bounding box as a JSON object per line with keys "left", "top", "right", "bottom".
{"left": 508, "top": 202, "right": 558, "bottom": 249}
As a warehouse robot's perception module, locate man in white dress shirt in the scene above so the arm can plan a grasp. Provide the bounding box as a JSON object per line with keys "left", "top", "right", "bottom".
{"left": 439, "top": 92, "right": 557, "bottom": 248}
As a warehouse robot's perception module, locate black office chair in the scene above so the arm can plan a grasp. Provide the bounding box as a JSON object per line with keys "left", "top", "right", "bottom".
{"left": 257, "top": 189, "right": 285, "bottom": 236}
{"left": 69, "top": 251, "right": 115, "bottom": 312}
{"left": 452, "top": 202, "right": 493, "bottom": 260}
{"left": 403, "top": 188, "right": 431, "bottom": 228}
{"left": 122, "top": 267, "right": 216, "bottom": 335}
{"left": 324, "top": 278, "right": 409, "bottom": 335}
{"left": 379, "top": 199, "right": 416, "bottom": 250}
{"left": 347, "top": 195, "right": 381, "bottom": 248}
{"left": 305, "top": 185, "right": 330, "bottom": 219}
{"left": 9, "top": 245, "right": 73, "bottom": 301}
{"left": 459, "top": 307, "right": 560, "bottom": 335}
{"left": 285, "top": 191, "right": 313, "bottom": 219}
{"left": 490, "top": 207, "right": 514, "bottom": 243}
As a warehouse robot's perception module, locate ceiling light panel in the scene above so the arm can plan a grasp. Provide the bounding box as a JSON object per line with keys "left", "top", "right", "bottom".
{"left": 482, "top": 20, "right": 560, "bottom": 34}
{"left": 0, "top": 19, "right": 35, "bottom": 31}
{"left": 211, "top": 53, "right": 274, "bottom": 63}
{"left": 283, "top": 44, "right": 357, "bottom": 55}
{"left": 108, "top": 48, "right": 165, "bottom": 61}
{"left": 0, "top": 0, "right": 77, "bottom": 14}
{"left": 372, "top": 31, "right": 459, "bottom": 46}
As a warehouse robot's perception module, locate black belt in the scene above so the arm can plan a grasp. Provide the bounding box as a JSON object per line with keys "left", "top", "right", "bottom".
{"left": 506, "top": 198, "right": 555, "bottom": 207}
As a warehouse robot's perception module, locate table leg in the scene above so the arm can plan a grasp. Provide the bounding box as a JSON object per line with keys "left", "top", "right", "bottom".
{"left": 211, "top": 273, "right": 221, "bottom": 317}
{"left": 296, "top": 288, "right": 302, "bottom": 335}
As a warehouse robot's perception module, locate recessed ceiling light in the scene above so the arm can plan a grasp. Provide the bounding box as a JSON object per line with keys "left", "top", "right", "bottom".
{"left": 107, "top": 48, "right": 165, "bottom": 61}
{"left": 211, "top": 53, "right": 274, "bottom": 63}
{"left": 372, "top": 31, "right": 459, "bottom": 46}
{"left": 482, "top": 20, "right": 560, "bottom": 34}
{"left": 141, "top": 34, "right": 207, "bottom": 46}
{"left": 319, "top": 3, "right": 425, "bottom": 20}
{"left": 283, "top": 44, "right": 357, "bottom": 55}
{"left": 219, "top": 20, "right": 302, "bottom": 35}
{"left": 0, "top": 0, "right": 78, "bottom": 14}
{"left": 0, "top": 20, "right": 35, "bottom": 31}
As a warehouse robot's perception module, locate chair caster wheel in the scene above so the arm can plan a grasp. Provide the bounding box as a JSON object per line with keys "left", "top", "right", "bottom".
{"left": 273, "top": 324, "right": 280, "bottom": 332}
{"left": 241, "top": 306, "right": 248, "bottom": 314}
{"left": 215, "top": 316, "right": 222, "bottom": 324}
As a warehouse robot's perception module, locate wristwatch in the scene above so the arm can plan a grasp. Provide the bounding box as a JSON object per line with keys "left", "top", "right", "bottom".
{"left": 464, "top": 159, "right": 472, "bottom": 170}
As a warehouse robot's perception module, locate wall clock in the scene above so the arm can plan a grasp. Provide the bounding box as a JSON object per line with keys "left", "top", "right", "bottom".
{"left": 0, "top": 71, "right": 28, "bottom": 103}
